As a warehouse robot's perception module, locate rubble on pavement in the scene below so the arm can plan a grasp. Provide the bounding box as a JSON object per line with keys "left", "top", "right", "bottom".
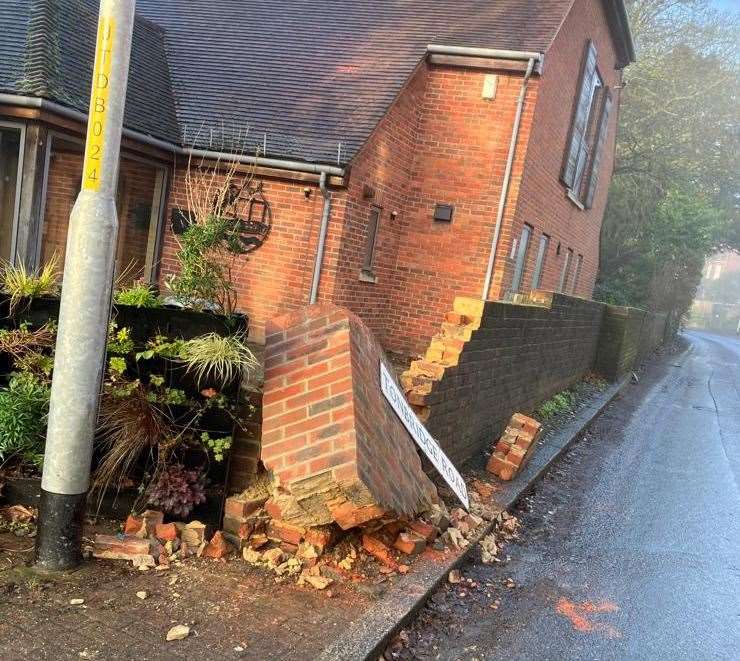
{"left": 87, "top": 472, "right": 519, "bottom": 597}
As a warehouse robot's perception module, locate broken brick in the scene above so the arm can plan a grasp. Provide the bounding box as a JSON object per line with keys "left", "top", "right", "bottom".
{"left": 224, "top": 495, "right": 267, "bottom": 519}
{"left": 201, "top": 531, "right": 231, "bottom": 559}
{"left": 155, "top": 523, "right": 178, "bottom": 542}
{"left": 124, "top": 515, "right": 144, "bottom": 536}
{"left": 249, "top": 533, "right": 269, "bottom": 549}
{"left": 280, "top": 541, "right": 299, "bottom": 555}
{"left": 393, "top": 531, "right": 426, "bottom": 555}
{"left": 267, "top": 520, "right": 306, "bottom": 546}
{"left": 264, "top": 499, "right": 284, "bottom": 520}
{"left": 362, "top": 534, "right": 399, "bottom": 570}
{"left": 407, "top": 519, "right": 437, "bottom": 543}
{"left": 486, "top": 453, "right": 517, "bottom": 481}
{"left": 93, "top": 534, "right": 151, "bottom": 561}
{"left": 178, "top": 521, "right": 206, "bottom": 548}
{"left": 304, "top": 525, "right": 336, "bottom": 553}
{"left": 471, "top": 479, "right": 496, "bottom": 501}
{"left": 329, "top": 501, "right": 386, "bottom": 531}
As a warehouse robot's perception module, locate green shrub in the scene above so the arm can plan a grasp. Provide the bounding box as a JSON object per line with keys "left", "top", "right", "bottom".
{"left": 182, "top": 332, "right": 258, "bottom": 387}
{"left": 115, "top": 282, "right": 160, "bottom": 308}
{"left": 165, "top": 215, "right": 247, "bottom": 314}
{"left": 2, "top": 256, "right": 59, "bottom": 312}
{"left": 0, "top": 372, "right": 50, "bottom": 466}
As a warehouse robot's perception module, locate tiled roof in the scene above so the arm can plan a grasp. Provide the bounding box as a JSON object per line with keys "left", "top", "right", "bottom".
{"left": 136, "top": 0, "right": 574, "bottom": 164}
{"left": 2, "top": 0, "right": 592, "bottom": 165}
{"left": 0, "top": 0, "right": 180, "bottom": 144}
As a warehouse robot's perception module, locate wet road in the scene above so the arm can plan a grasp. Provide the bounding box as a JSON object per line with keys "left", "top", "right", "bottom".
{"left": 401, "top": 331, "right": 740, "bottom": 660}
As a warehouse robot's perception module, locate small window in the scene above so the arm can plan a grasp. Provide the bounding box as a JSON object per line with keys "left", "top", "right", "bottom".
{"left": 571, "top": 254, "right": 584, "bottom": 293}
{"left": 510, "top": 224, "right": 532, "bottom": 293}
{"left": 558, "top": 248, "right": 573, "bottom": 293}
{"left": 531, "top": 234, "right": 550, "bottom": 289}
{"left": 361, "top": 206, "right": 381, "bottom": 276}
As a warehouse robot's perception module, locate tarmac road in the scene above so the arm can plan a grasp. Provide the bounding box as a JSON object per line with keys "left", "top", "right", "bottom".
{"left": 401, "top": 331, "right": 740, "bottom": 660}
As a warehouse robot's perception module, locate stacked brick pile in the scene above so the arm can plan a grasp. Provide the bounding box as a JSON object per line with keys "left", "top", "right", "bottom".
{"left": 259, "top": 303, "right": 437, "bottom": 531}
{"left": 486, "top": 413, "right": 542, "bottom": 481}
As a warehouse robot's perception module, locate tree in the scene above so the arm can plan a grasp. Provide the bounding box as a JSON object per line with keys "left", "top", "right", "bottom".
{"left": 596, "top": 0, "right": 739, "bottom": 323}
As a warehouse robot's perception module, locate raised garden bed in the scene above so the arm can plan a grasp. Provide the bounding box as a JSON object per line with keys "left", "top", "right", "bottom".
{"left": 0, "top": 289, "right": 256, "bottom": 525}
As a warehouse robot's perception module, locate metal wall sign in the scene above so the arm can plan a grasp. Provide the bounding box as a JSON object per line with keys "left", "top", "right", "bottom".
{"left": 379, "top": 361, "right": 469, "bottom": 509}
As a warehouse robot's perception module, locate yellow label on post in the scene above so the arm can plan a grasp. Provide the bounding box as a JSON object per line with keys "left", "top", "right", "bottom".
{"left": 82, "top": 16, "right": 116, "bottom": 191}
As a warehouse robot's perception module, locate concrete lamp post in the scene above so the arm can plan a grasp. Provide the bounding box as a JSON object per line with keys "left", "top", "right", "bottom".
{"left": 35, "top": 0, "right": 136, "bottom": 570}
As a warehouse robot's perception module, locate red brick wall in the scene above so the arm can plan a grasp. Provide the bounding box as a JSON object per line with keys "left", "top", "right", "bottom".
{"left": 504, "top": 0, "right": 623, "bottom": 299}
{"left": 323, "top": 64, "right": 427, "bottom": 347}
{"left": 260, "top": 303, "right": 436, "bottom": 527}
{"left": 384, "top": 65, "right": 537, "bottom": 354}
{"left": 159, "top": 170, "right": 327, "bottom": 343}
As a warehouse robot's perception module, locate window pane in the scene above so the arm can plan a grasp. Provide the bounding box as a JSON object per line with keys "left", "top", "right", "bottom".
{"left": 572, "top": 254, "right": 584, "bottom": 293}
{"left": 511, "top": 224, "right": 532, "bottom": 293}
{"left": 0, "top": 126, "right": 23, "bottom": 262}
{"left": 41, "top": 136, "right": 165, "bottom": 283}
{"left": 559, "top": 248, "right": 573, "bottom": 292}
{"left": 532, "top": 234, "right": 550, "bottom": 289}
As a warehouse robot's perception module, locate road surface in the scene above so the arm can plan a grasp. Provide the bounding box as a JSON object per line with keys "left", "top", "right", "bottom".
{"left": 401, "top": 331, "right": 740, "bottom": 660}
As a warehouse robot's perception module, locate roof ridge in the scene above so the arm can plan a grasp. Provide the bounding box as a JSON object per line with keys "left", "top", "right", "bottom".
{"left": 19, "top": 0, "right": 66, "bottom": 100}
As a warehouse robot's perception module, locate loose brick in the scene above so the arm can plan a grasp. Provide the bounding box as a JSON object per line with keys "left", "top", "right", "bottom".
{"left": 362, "top": 534, "right": 399, "bottom": 570}
{"left": 93, "top": 534, "right": 151, "bottom": 561}
{"left": 393, "top": 531, "right": 426, "bottom": 555}
{"left": 155, "top": 523, "right": 178, "bottom": 542}
{"left": 267, "top": 520, "right": 306, "bottom": 546}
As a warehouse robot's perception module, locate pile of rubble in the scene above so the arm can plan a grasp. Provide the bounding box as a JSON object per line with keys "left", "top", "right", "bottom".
{"left": 89, "top": 441, "right": 522, "bottom": 589}
{"left": 91, "top": 510, "right": 227, "bottom": 569}
{"left": 215, "top": 476, "right": 507, "bottom": 591}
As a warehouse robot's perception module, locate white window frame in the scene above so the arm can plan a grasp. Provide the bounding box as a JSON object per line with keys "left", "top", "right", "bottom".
{"left": 0, "top": 119, "right": 27, "bottom": 265}
{"left": 531, "top": 234, "right": 550, "bottom": 290}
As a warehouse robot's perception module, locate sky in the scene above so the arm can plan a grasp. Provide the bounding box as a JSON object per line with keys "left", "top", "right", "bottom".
{"left": 711, "top": 0, "right": 739, "bottom": 11}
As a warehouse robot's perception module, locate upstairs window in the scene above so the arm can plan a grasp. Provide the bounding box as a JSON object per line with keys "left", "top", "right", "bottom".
{"left": 562, "top": 41, "right": 612, "bottom": 208}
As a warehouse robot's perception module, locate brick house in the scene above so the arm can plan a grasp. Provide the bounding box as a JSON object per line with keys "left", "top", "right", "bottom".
{"left": 0, "top": 0, "right": 633, "bottom": 355}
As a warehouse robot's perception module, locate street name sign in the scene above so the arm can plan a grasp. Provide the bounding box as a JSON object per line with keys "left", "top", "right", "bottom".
{"left": 380, "top": 361, "right": 469, "bottom": 510}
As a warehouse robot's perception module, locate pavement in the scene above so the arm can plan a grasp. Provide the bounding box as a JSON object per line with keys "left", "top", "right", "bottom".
{"left": 398, "top": 330, "right": 740, "bottom": 660}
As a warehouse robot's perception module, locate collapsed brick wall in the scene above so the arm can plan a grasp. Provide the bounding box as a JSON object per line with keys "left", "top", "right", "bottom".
{"left": 400, "top": 292, "right": 604, "bottom": 465}
{"left": 595, "top": 305, "right": 667, "bottom": 381}
{"left": 259, "top": 303, "right": 436, "bottom": 528}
